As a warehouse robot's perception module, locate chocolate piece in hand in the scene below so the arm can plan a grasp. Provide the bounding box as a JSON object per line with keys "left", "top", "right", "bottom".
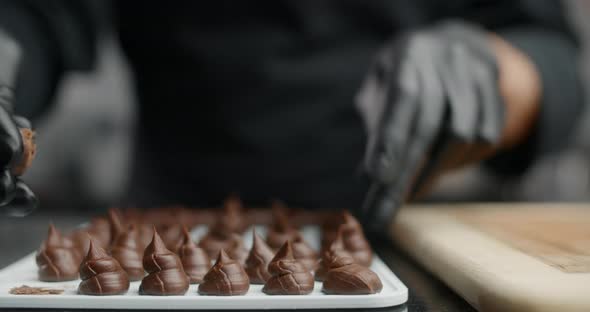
{"left": 107, "top": 208, "right": 126, "bottom": 245}
{"left": 11, "top": 128, "right": 36, "bottom": 176}
{"left": 78, "top": 239, "right": 130, "bottom": 295}
{"left": 110, "top": 224, "right": 144, "bottom": 281}
{"left": 292, "top": 234, "right": 319, "bottom": 271}
{"left": 245, "top": 229, "right": 274, "bottom": 284}
{"left": 322, "top": 251, "right": 382, "bottom": 295}
{"left": 198, "top": 250, "right": 250, "bottom": 296}
{"left": 36, "top": 224, "right": 80, "bottom": 282}
{"left": 266, "top": 202, "right": 298, "bottom": 249}
{"left": 178, "top": 226, "right": 210, "bottom": 284}
{"left": 140, "top": 229, "right": 189, "bottom": 296}
{"left": 340, "top": 212, "right": 373, "bottom": 266}
{"left": 263, "top": 241, "right": 314, "bottom": 295}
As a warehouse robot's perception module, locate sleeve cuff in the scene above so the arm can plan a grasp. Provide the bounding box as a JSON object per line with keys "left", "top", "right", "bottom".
{"left": 486, "top": 27, "right": 584, "bottom": 176}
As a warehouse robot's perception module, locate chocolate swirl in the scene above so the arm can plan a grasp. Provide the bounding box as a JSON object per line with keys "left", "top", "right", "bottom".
{"left": 137, "top": 222, "right": 154, "bottom": 250}
{"left": 78, "top": 239, "right": 130, "bottom": 295}
{"left": 292, "top": 234, "right": 318, "bottom": 271}
{"left": 221, "top": 195, "right": 247, "bottom": 233}
{"left": 67, "top": 217, "right": 112, "bottom": 256}
{"left": 139, "top": 229, "right": 189, "bottom": 296}
{"left": 107, "top": 208, "right": 126, "bottom": 245}
{"left": 178, "top": 226, "right": 210, "bottom": 284}
{"left": 320, "top": 211, "right": 344, "bottom": 247}
{"left": 245, "top": 229, "right": 274, "bottom": 284}
{"left": 67, "top": 228, "right": 91, "bottom": 259}
{"left": 87, "top": 217, "right": 111, "bottom": 248}
{"left": 198, "top": 250, "right": 250, "bottom": 296}
{"left": 159, "top": 223, "right": 184, "bottom": 253}
{"left": 262, "top": 241, "right": 314, "bottom": 295}
{"left": 110, "top": 224, "right": 144, "bottom": 281}
{"left": 316, "top": 228, "right": 350, "bottom": 281}
{"left": 199, "top": 213, "right": 241, "bottom": 258}
{"left": 36, "top": 224, "right": 80, "bottom": 282}
{"left": 227, "top": 234, "right": 248, "bottom": 266}
{"left": 266, "top": 202, "right": 299, "bottom": 249}
{"left": 340, "top": 212, "right": 373, "bottom": 266}
{"left": 322, "top": 252, "right": 382, "bottom": 295}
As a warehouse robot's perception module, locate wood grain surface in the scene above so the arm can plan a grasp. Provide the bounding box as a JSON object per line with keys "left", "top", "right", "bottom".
{"left": 452, "top": 206, "right": 590, "bottom": 273}
{"left": 391, "top": 203, "right": 590, "bottom": 312}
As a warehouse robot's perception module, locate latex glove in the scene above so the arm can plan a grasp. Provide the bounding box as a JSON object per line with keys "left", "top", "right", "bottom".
{"left": 356, "top": 21, "right": 505, "bottom": 233}
{"left": 0, "top": 29, "right": 37, "bottom": 216}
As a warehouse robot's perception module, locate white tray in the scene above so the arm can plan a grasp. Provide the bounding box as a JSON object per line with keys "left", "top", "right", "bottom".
{"left": 0, "top": 225, "right": 408, "bottom": 310}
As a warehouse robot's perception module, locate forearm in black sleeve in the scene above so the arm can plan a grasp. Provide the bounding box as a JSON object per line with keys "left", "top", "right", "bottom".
{"left": 486, "top": 26, "right": 584, "bottom": 176}
{"left": 481, "top": 1, "right": 585, "bottom": 176}
{"left": 0, "top": 0, "right": 98, "bottom": 120}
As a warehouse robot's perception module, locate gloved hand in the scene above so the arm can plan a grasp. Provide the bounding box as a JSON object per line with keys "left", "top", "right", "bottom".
{"left": 356, "top": 21, "right": 505, "bottom": 233}
{"left": 0, "top": 29, "right": 37, "bottom": 216}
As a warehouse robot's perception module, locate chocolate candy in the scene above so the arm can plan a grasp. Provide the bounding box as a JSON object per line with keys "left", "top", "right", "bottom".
{"left": 78, "top": 239, "right": 130, "bottom": 295}
{"left": 221, "top": 195, "right": 247, "bottom": 233}
{"left": 316, "top": 228, "right": 350, "bottom": 281}
{"left": 67, "top": 228, "right": 92, "bottom": 258}
{"left": 199, "top": 216, "right": 241, "bottom": 259}
{"left": 178, "top": 226, "right": 210, "bottom": 284}
{"left": 322, "top": 251, "right": 382, "bottom": 295}
{"left": 320, "top": 213, "right": 342, "bottom": 248}
{"left": 340, "top": 212, "right": 373, "bottom": 266}
{"left": 137, "top": 222, "right": 154, "bottom": 250}
{"left": 244, "top": 229, "right": 274, "bottom": 284}
{"left": 141, "top": 209, "right": 171, "bottom": 226}
{"left": 107, "top": 208, "right": 126, "bottom": 245}
{"left": 158, "top": 223, "right": 184, "bottom": 253}
{"left": 36, "top": 224, "right": 80, "bottom": 282}
{"left": 266, "top": 202, "right": 299, "bottom": 249}
{"left": 121, "top": 207, "right": 143, "bottom": 223}
{"left": 292, "top": 235, "right": 319, "bottom": 271}
{"left": 197, "top": 195, "right": 247, "bottom": 258}
{"left": 227, "top": 234, "right": 248, "bottom": 266}
{"left": 139, "top": 229, "right": 189, "bottom": 296}
{"left": 110, "top": 224, "right": 145, "bottom": 281}
{"left": 87, "top": 217, "right": 111, "bottom": 248}
{"left": 198, "top": 250, "right": 250, "bottom": 296}
{"left": 11, "top": 128, "right": 36, "bottom": 176}
{"left": 262, "top": 241, "right": 314, "bottom": 295}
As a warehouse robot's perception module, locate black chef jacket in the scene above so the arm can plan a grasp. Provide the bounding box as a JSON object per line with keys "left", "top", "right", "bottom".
{"left": 0, "top": 0, "right": 584, "bottom": 210}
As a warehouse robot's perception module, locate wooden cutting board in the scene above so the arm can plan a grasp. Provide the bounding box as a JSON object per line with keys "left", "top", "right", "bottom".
{"left": 391, "top": 203, "right": 590, "bottom": 312}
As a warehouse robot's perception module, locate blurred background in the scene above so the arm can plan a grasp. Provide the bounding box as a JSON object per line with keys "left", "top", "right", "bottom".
{"left": 20, "top": 0, "right": 590, "bottom": 213}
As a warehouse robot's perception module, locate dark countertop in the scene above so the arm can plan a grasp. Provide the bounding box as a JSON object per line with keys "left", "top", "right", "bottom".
{"left": 0, "top": 212, "right": 476, "bottom": 312}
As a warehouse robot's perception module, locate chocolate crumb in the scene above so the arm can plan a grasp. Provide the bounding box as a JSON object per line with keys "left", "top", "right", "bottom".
{"left": 10, "top": 285, "right": 64, "bottom": 295}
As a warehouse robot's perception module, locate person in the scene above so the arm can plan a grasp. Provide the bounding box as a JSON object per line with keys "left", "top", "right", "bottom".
{"left": 0, "top": 1, "right": 584, "bottom": 233}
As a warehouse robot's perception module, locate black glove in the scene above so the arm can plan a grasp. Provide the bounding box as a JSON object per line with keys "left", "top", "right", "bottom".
{"left": 0, "top": 29, "right": 37, "bottom": 216}
{"left": 356, "top": 21, "right": 505, "bottom": 233}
